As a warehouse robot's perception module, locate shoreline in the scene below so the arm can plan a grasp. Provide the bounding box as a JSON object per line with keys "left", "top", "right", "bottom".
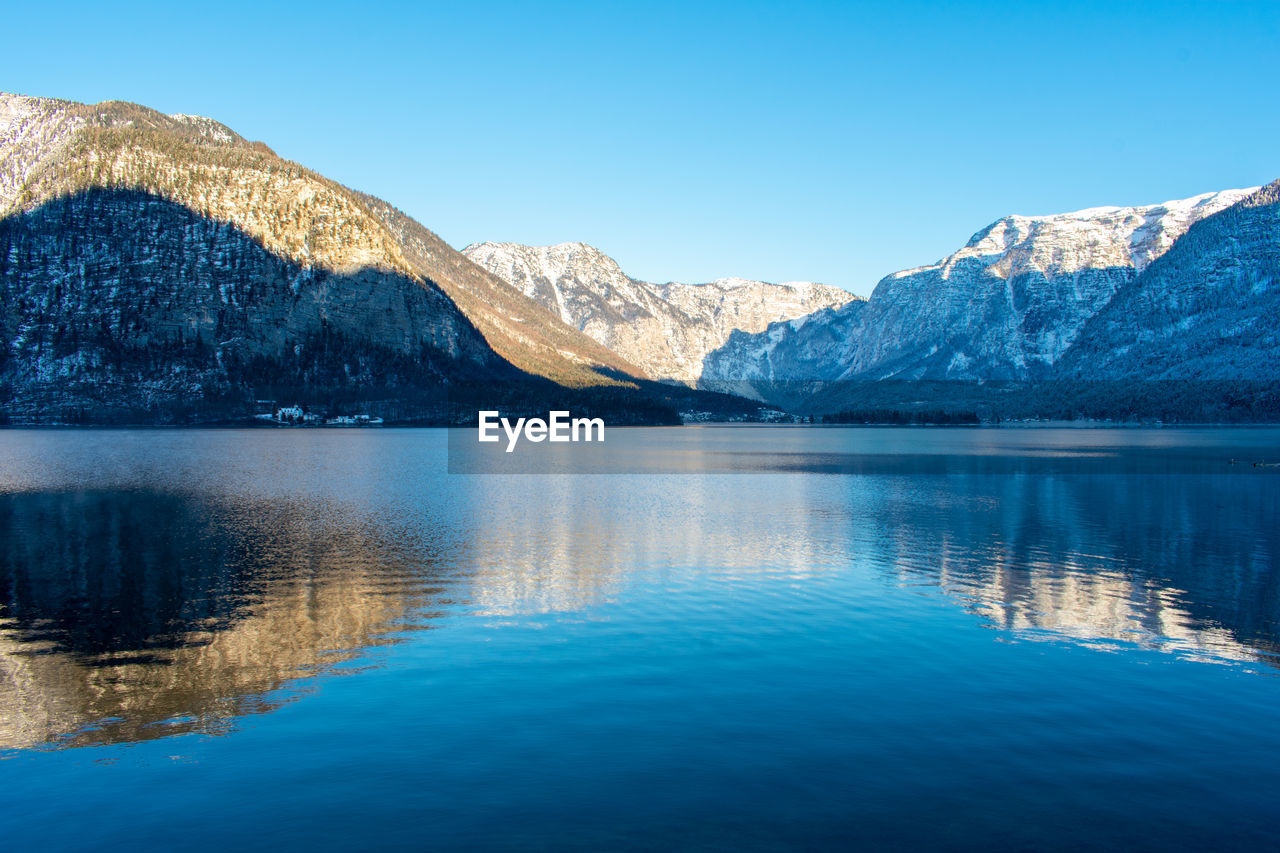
{"left": 4, "top": 420, "right": 1280, "bottom": 430}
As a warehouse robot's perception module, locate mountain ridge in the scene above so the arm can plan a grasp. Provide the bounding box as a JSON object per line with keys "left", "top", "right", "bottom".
{"left": 0, "top": 92, "right": 710, "bottom": 424}
{"left": 0, "top": 92, "right": 649, "bottom": 385}
{"left": 463, "top": 240, "right": 857, "bottom": 383}
{"left": 1056, "top": 180, "right": 1280, "bottom": 382}
{"left": 3, "top": 91, "right": 1275, "bottom": 423}
{"left": 698, "top": 184, "right": 1264, "bottom": 401}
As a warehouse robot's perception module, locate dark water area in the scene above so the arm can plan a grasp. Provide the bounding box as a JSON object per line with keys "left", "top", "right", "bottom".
{"left": 0, "top": 427, "right": 1278, "bottom": 851}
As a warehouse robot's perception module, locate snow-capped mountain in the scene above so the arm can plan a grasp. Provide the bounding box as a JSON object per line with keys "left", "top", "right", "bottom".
{"left": 848, "top": 189, "right": 1256, "bottom": 380}
{"left": 4, "top": 91, "right": 1275, "bottom": 422}
{"left": 462, "top": 240, "right": 856, "bottom": 383}
{"left": 702, "top": 187, "right": 1259, "bottom": 395}
{"left": 1058, "top": 180, "right": 1280, "bottom": 381}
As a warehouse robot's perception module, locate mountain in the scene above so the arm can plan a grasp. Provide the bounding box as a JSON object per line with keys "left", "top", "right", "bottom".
{"left": 464, "top": 187, "right": 1276, "bottom": 419}
{"left": 1057, "top": 180, "right": 1280, "bottom": 381}
{"left": 0, "top": 92, "right": 673, "bottom": 424}
{"left": 702, "top": 188, "right": 1257, "bottom": 397}
{"left": 462, "top": 241, "right": 856, "bottom": 383}
{"left": 846, "top": 188, "right": 1256, "bottom": 380}
{"left": 4, "top": 91, "right": 1273, "bottom": 424}
{"left": 700, "top": 301, "right": 868, "bottom": 404}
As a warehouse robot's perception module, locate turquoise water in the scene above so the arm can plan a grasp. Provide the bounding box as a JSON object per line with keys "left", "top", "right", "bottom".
{"left": 1, "top": 427, "right": 1278, "bottom": 851}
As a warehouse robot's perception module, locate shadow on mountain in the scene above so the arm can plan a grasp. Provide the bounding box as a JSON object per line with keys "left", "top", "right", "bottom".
{"left": 0, "top": 189, "right": 725, "bottom": 424}
{"left": 1059, "top": 180, "right": 1280, "bottom": 380}
{"left": 0, "top": 488, "right": 456, "bottom": 750}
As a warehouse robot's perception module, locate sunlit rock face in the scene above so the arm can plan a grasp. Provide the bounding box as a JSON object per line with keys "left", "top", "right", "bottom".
{"left": 0, "top": 489, "right": 446, "bottom": 750}
{"left": 0, "top": 93, "right": 641, "bottom": 425}
{"left": 463, "top": 241, "right": 856, "bottom": 383}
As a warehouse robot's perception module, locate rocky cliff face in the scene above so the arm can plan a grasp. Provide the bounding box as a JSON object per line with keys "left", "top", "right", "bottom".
{"left": 699, "top": 187, "right": 1261, "bottom": 398}
{"left": 1058, "top": 180, "right": 1280, "bottom": 381}
{"left": 468, "top": 187, "right": 1263, "bottom": 409}
{"left": 0, "top": 93, "right": 643, "bottom": 423}
{"left": 462, "top": 241, "right": 856, "bottom": 383}
{"left": 699, "top": 301, "right": 867, "bottom": 401}
{"left": 847, "top": 189, "right": 1255, "bottom": 380}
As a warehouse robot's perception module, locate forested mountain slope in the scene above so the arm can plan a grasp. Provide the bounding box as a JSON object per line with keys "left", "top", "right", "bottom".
{"left": 0, "top": 93, "right": 658, "bottom": 422}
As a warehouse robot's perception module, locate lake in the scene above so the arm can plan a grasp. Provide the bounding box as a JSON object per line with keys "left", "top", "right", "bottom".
{"left": 1, "top": 426, "right": 1278, "bottom": 851}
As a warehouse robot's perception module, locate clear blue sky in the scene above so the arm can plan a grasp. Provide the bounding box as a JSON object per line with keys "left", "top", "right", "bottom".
{"left": 3, "top": 0, "right": 1277, "bottom": 295}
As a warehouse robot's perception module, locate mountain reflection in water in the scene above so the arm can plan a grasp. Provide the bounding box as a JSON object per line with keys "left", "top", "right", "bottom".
{"left": 0, "top": 489, "right": 451, "bottom": 751}
{"left": 0, "top": 427, "right": 1276, "bottom": 758}
{"left": 853, "top": 473, "right": 1280, "bottom": 667}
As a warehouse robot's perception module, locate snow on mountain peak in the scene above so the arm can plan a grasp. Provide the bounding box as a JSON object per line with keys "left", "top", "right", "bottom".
{"left": 167, "top": 112, "right": 238, "bottom": 144}
{"left": 463, "top": 240, "right": 855, "bottom": 382}
{"left": 942, "top": 187, "right": 1259, "bottom": 282}
{"left": 702, "top": 183, "right": 1271, "bottom": 392}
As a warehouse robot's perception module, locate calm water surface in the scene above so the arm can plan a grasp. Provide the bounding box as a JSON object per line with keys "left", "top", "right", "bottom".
{"left": 1, "top": 427, "right": 1278, "bottom": 851}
